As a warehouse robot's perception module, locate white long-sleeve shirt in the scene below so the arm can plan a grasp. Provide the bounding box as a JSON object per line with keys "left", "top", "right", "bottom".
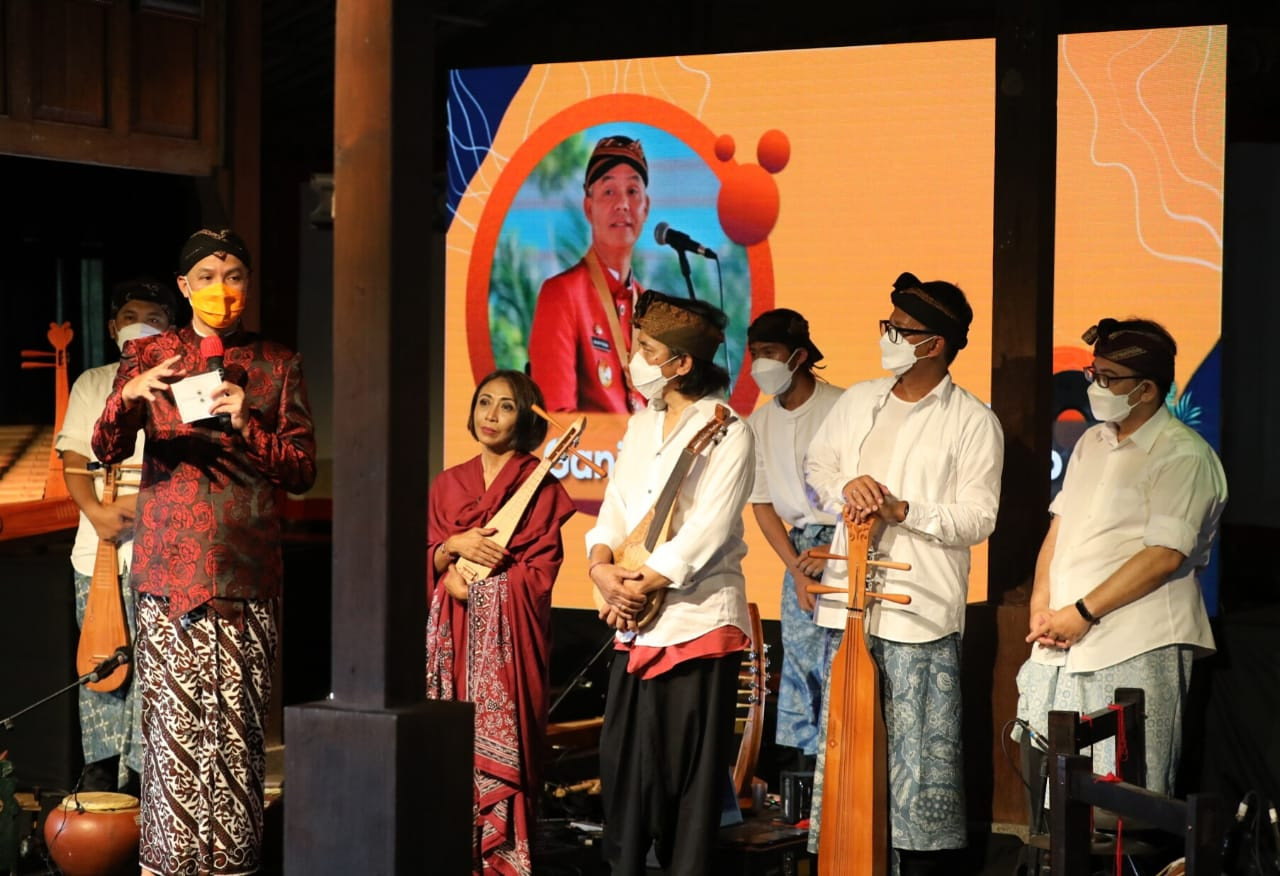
{"left": 584, "top": 394, "right": 755, "bottom": 647}
{"left": 1032, "top": 406, "right": 1225, "bottom": 672}
{"left": 804, "top": 374, "right": 1004, "bottom": 641}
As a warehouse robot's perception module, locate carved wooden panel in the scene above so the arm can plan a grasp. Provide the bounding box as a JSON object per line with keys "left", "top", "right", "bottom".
{"left": 30, "top": 0, "right": 110, "bottom": 126}
{"left": 0, "top": 0, "right": 223, "bottom": 175}
{"left": 130, "top": 10, "right": 199, "bottom": 138}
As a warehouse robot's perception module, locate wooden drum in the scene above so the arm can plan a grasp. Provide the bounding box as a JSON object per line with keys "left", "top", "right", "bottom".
{"left": 43, "top": 791, "right": 140, "bottom": 876}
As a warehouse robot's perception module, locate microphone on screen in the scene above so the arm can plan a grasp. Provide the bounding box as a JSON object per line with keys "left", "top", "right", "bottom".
{"left": 654, "top": 222, "right": 717, "bottom": 259}
{"left": 199, "top": 334, "right": 233, "bottom": 430}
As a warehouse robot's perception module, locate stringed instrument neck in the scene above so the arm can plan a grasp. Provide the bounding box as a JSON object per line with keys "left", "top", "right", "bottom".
{"left": 481, "top": 456, "right": 553, "bottom": 547}
{"left": 592, "top": 405, "right": 736, "bottom": 627}
{"left": 454, "top": 417, "right": 585, "bottom": 584}
{"left": 91, "top": 539, "right": 120, "bottom": 589}
{"left": 615, "top": 440, "right": 696, "bottom": 562}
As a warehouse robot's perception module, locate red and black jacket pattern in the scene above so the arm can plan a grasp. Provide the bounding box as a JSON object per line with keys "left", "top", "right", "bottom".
{"left": 93, "top": 326, "right": 317, "bottom": 619}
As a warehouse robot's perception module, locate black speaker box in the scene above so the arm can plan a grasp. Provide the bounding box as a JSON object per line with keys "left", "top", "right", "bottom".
{"left": 0, "top": 537, "right": 82, "bottom": 793}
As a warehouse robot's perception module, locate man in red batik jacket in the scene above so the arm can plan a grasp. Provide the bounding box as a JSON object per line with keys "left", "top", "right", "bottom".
{"left": 93, "top": 228, "right": 316, "bottom": 876}
{"left": 528, "top": 134, "right": 650, "bottom": 413}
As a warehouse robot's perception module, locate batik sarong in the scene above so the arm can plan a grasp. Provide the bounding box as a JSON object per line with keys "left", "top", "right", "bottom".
{"left": 136, "top": 594, "right": 277, "bottom": 876}
{"left": 775, "top": 523, "right": 840, "bottom": 755}
{"left": 808, "top": 633, "right": 966, "bottom": 862}
{"left": 1015, "top": 645, "right": 1194, "bottom": 796}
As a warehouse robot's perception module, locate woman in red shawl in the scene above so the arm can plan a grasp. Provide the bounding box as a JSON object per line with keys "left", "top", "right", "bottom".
{"left": 426, "top": 369, "right": 576, "bottom": 875}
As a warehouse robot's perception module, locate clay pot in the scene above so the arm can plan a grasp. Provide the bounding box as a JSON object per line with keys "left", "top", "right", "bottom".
{"left": 42, "top": 791, "right": 140, "bottom": 876}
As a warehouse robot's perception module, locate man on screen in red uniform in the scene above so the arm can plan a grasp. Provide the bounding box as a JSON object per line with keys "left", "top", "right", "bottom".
{"left": 528, "top": 134, "right": 650, "bottom": 413}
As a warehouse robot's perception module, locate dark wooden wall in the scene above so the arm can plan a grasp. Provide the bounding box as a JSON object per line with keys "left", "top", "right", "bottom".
{"left": 0, "top": 0, "right": 221, "bottom": 175}
{"left": 0, "top": 0, "right": 264, "bottom": 329}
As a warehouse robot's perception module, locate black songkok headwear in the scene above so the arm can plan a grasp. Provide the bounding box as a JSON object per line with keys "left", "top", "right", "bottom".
{"left": 584, "top": 135, "right": 649, "bottom": 190}
{"left": 1082, "top": 318, "right": 1177, "bottom": 387}
{"left": 109, "top": 277, "right": 180, "bottom": 323}
{"left": 634, "top": 290, "right": 726, "bottom": 362}
{"left": 747, "top": 308, "right": 824, "bottom": 364}
{"left": 889, "top": 272, "right": 973, "bottom": 351}
{"left": 177, "top": 228, "right": 253, "bottom": 275}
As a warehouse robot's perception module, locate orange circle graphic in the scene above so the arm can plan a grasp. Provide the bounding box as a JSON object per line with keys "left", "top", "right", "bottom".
{"left": 463, "top": 94, "right": 775, "bottom": 415}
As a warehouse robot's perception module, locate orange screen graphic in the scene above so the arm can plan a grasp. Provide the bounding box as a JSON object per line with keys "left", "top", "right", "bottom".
{"left": 445, "top": 42, "right": 997, "bottom": 617}
{"left": 1052, "top": 27, "right": 1225, "bottom": 495}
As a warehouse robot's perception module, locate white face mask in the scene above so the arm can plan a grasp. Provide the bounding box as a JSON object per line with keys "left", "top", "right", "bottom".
{"left": 879, "top": 332, "right": 936, "bottom": 376}
{"left": 1087, "top": 380, "right": 1143, "bottom": 423}
{"left": 115, "top": 322, "right": 162, "bottom": 352}
{"left": 751, "top": 350, "right": 799, "bottom": 396}
{"left": 629, "top": 351, "right": 677, "bottom": 401}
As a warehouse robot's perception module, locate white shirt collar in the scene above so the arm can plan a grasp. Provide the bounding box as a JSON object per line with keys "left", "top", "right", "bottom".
{"left": 1099, "top": 404, "right": 1171, "bottom": 453}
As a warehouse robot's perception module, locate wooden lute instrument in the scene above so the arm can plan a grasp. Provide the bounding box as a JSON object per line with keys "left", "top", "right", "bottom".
{"left": 75, "top": 463, "right": 138, "bottom": 693}
{"left": 805, "top": 511, "right": 912, "bottom": 876}
{"left": 454, "top": 415, "right": 586, "bottom": 584}
{"left": 591, "top": 403, "right": 736, "bottom": 629}
{"left": 733, "top": 602, "right": 769, "bottom": 805}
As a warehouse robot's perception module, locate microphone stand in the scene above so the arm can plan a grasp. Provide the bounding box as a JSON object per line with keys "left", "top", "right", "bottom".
{"left": 1, "top": 659, "right": 127, "bottom": 731}
{"left": 0, "top": 653, "right": 126, "bottom": 870}
{"left": 548, "top": 632, "right": 616, "bottom": 720}
{"left": 677, "top": 249, "right": 698, "bottom": 301}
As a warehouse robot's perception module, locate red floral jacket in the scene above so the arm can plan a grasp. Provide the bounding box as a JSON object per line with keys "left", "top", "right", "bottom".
{"left": 92, "top": 326, "right": 317, "bottom": 618}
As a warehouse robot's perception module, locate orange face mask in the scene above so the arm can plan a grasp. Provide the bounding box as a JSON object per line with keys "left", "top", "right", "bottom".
{"left": 187, "top": 282, "right": 245, "bottom": 330}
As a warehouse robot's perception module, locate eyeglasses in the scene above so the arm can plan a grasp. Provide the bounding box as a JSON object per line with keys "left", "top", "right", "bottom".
{"left": 1082, "top": 365, "right": 1147, "bottom": 389}
{"left": 878, "top": 320, "right": 935, "bottom": 344}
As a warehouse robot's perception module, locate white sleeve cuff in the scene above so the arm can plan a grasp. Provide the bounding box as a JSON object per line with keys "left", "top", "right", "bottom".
{"left": 1144, "top": 514, "right": 1197, "bottom": 557}
{"left": 55, "top": 434, "right": 92, "bottom": 458}
{"left": 644, "top": 543, "right": 692, "bottom": 590}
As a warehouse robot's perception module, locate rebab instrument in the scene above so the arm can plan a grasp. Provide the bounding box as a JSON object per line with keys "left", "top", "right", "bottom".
{"left": 591, "top": 404, "right": 736, "bottom": 630}
{"left": 454, "top": 415, "right": 588, "bottom": 585}
{"left": 805, "top": 510, "right": 912, "bottom": 876}
{"left": 69, "top": 462, "right": 141, "bottom": 693}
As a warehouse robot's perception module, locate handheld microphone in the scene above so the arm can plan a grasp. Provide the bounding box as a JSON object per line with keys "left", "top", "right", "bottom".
{"left": 86, "top": 646, "right": 132, "bottom": 683}
{"left": 1016, "top": 718, "right": 1049, "bottom": 752}
{"left": 199, "top": 335, "right": 233, "bottom": 430}
{"left": 654, "top": 222, "right": 717, "bottom": 259}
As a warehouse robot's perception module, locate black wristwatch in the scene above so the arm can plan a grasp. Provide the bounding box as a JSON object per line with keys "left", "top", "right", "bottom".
{"left": 1074, "top": 598, "right": 1099, "bottom": 625}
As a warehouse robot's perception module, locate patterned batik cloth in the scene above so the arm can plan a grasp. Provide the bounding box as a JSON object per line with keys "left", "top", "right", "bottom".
{"left": 1015, "top": 645, "right": 1194, "bottom": 796}
{"left": 136, "top": 594, "right": 277, "bottom": 876}
{"left": 808, "top": 633, "right": 967, "bottom": 863}
{"left": 73, "top": 569, "right": 143, "bottom": 785}
{"left": 426, "top": 572, "right": 532, "bottom": 876}
{"left": 775, "top": 524, "right": 840, "bottom": 755}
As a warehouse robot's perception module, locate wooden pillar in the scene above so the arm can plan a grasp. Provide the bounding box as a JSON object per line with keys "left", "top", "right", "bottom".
{"left": 284, "top": 3, "right": 472, "bottom": 873}
{"left": 986, "top": 0, "right": 1058, "bottom": 825}
{"left": 228, "top": 0, "right": 263, "bottom": 334}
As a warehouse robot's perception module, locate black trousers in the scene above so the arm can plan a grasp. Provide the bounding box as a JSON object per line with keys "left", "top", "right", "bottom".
{"left": 599, "top": 651, "right": 740, "bottom": 876}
